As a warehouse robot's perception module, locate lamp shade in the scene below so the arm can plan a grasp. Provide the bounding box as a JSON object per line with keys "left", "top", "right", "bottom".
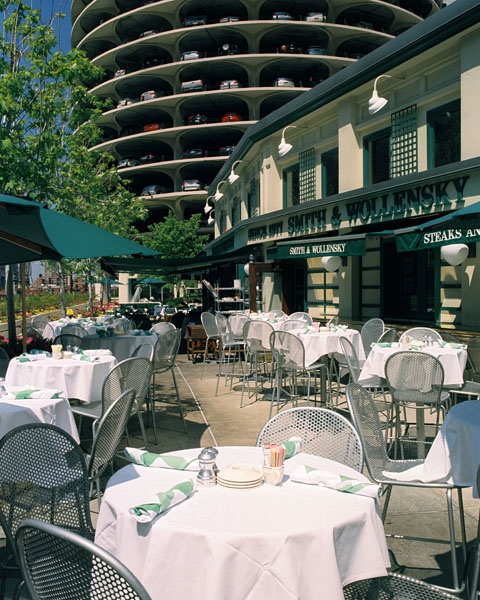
{"left": 368, "top": 90, "right": 388, "bottom": 114}
{"left": 321, "top": 255, "right": 342, "bottom": 272}
{"left": 204, "top": 201, "right": 213, "bottom": 214}
{"left": 228, "top": 169, "right": 239, "bottom": 185}
{"left": 278, "top": 139, "right": 293, "bottom": 157}
{"left": 440, "top": 243, "right": 469, "bottom": 266}
{"left": 214, "top": 190, "right": 223, "bottom": 201}
{"left": 244, "top": 262, "right": 250, "bottom": 275}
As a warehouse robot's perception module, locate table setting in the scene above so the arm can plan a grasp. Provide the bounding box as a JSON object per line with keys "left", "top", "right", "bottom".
{"left": 358, "top": 340, "right": 468, "bottom": 387}
{"left": 292, "top": 324, "right": 365, "bottom": 367}
{"left": 95, "top": 443, "right": 389, "bottom": 600}
{"left": 5, "top": 349, "right": 117, "bottom": 404}
{"left": 0, "top": 380, "right": 79, "bottom": 442}
{"left": 82, "top": 329, "right": 156, "bottom": 362}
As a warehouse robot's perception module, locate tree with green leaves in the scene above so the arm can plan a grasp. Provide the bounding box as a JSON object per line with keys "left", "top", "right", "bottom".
{"left": 0, "top": 1, "right": 147, "bottom": 338}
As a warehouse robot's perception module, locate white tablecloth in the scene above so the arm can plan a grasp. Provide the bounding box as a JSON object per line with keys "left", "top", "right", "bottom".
{"left": 1, "top": 387, "right": 79, "bottom": 442}
{"left": 5, "top": 355, "right": 117, "bottom": 404}
{"left": 82, "top": 332, "right": 156, "bottom": 362}
{"left": 296, "top": 328, "right": 365, "bottom": 367}
{"left": 385, "top": 400, "right": 480, "bottom": 494}
{"left": 358, "top": 343, "right": 467, "bottom": 387}
{"left": 43, "top": 319, "right": 95, "bottom": 339}
{"left": 95, "top": 447, "right": 389, "bottom": 600}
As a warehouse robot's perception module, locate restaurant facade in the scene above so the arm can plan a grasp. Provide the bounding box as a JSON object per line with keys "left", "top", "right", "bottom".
{"left": 204, "top": 0, "right": 480, "bottom": 330}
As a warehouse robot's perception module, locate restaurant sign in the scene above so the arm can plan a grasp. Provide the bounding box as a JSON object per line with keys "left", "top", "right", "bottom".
{"left": 396, "top": 227, "right": 480, "bottom": 252}
{"left": 267, "top": 237, "right": 366, "bottom": 260}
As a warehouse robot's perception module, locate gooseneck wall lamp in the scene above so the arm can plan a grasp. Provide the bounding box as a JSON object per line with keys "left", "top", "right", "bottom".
{"left": 228, "top": 160, "right": 244, "bottom": 185}
{"left": 278, "top": 126, "right": 297, "bottom": 157}
{"left": 214, "top": 180, "right": 227, "bottom": 201}
{"left": 368, "top": 75, "right": 392, "bottom": 114}
{"left": 203, "top": 195, "right": 214, "bottom": 214}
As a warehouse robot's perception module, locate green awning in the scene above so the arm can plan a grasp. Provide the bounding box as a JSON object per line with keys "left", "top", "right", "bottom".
{"left": 267, "top": 235, "right": 366, "bottom": 260}
{"left": 0, "top": 194, "right": 157, "bottom": 265}
{"left": 395, "top": 201, "right": 480, "bottom": 252}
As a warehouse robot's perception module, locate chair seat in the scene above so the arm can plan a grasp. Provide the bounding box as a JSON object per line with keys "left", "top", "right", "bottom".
{"left": 71, "top": 401, "right": 102, "bottom": 420}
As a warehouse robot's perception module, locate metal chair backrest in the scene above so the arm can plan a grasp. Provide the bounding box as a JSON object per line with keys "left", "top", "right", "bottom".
{"left": 345, "top": 383, "right": 390, "bottom": 480}
{"left": 339, "top": 336, "right": 362, "bottom": 383}
{"left": 153, "top": 329, "right": 181, "bottom": 373}
{"left": 385, "top": 351, "right": 444, "bottom": 406}
{"left": 327, "top": 315, "right": 339, "bottom": 327}
{"left": 0, "top": 423, "right": 94, "bottom": 570}
{"left": 200, "top": 312, "right": 219, "bottom": 338}
{"left": 343, "top": 572, "right": 458, "bottom": 599}
{"left": 42, "top": 322, "right": 56, "bottom": 340}
{"left": 289, "top": 312, "right": 313, "bottom": 325}
{"left": 269, "top": 309, "right": 285, "bottom": 318}
{"left": 53, "top": 334, "right": 85, "bottom": 349}
{"left": 376, "top": 328, "right": 397, "bottom": 343}
{"left": 131, "top": 342, "right": 154, "bottom": 360}
{"left": 243, "top": 320, "right": 274, "bottom": 354}
{"left": 102, "top": 357, "right": 152, "bottom": 415}
{"left": 228, "top": 315, "right": 250, "bottom": 338}
{"left": 270, "top": 330, "right": 306, "bottom": 371}
{"left": 16, "top": 519, "right": 152, "bottom": 600}
{"left": 279, "top": 319, "right": 306, "bottom": 332}
{"left": 151, "top": 321, "right": 176, "bottom": 335}
{"left": 0, "top": 346, "right": 10, "bottom": 378}
{"left": 61, "top": 325, "right": 87, "bottom": 338}
{"left": 256, "top": 406, "right": 363, "bottom": 471}
{"left": 399, "top": 327, "right": 442, "bottom": 343}
{"left": 88, "top": 388, "right": 136, "bottom": 484}
{"left": 360, "top": 318, "right": 384, "bottom": 356}
{"left": 215, "top": 313, "right": 235, "bottom": 346}
{"left": 26, "top": 326, "right": 43, "bottom": 340}
{"left": 440, "top": 332, "right": 462, "bottom": 345}
{"left": 30, "top": 316, "right": 51, "bottom": 330}
{"left": 467, "top": 336, "right": 480, "bottom": 378}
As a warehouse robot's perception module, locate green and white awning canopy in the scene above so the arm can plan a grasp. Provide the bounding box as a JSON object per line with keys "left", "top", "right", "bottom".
{"left": 267, "top": 235, "right": 366, "bottom": 260}
{"left": 394, "top": 201, "right": 480, "bottom": 252}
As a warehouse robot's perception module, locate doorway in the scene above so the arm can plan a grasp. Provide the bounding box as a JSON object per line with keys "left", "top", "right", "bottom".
{"left": 281, "top": 260, "right": 306, "bottom": 314}
{"left": 382, "top": 239, "right": 436, "bottom": 323}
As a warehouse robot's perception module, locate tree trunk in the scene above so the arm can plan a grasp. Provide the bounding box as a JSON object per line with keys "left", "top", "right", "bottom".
{"left": 58, "top": 262, "right": 67, "bottom": 317}
{"left": 99, "top": 284, "right": 104, "bottom": 307}
{"left": 5, "top": 265, "right": 17, "bottom": 344}
{"left": 88, "top": 278, "right": 93, "bottom": 312}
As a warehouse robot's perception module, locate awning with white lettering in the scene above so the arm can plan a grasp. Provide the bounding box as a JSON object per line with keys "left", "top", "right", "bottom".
{"left": 267, "top": 234, "right": 366, "bottom": 260}
{"left": 394, "top": 201, "right": 480, "bottom": 252}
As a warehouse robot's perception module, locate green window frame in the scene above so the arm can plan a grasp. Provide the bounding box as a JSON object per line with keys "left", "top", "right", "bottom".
{"left": 321, "top": 148, "right": 339, "bottom": 197}
{"left": 363, "top": 127, "right": 391, "bottom": 185}
{"left": 427, "top": 100, "right": 461, "bottom": 169}
{"left": 283, "top": 164, "right": 300, "bottom": 208}
{"left": 247, "top": 180, "right": 259, "bottom": 218}
{"left": 299, "top": 148, "right": 316, "bottom": 203}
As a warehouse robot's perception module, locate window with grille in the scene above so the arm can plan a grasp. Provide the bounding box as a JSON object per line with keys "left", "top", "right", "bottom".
{"left": 299, "top": 148, "right": 316, "bottom": 202}
{"left": 247, "top": 181, "right": 259, "bottom": 218}
{"left": 321, "top": 148, "right": 338, "bottom": 196}
{"left": 231, "top": 196, "right": 240, "bottom": 226}
{"left": 283, "top": 164, "right": 299, "bottom": 208}
{"left": 427, "top": 100, "right": 460, "bottom": 168}
{"left": 390, "top": 105, "right": 417, "bottom": 178}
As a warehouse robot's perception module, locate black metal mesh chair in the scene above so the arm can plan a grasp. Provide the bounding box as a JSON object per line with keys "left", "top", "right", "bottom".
{"left": 152, "top": 329, "right": 187, "bottom": 433}
{"left": 376, "top": 328, "right": 397, "bottom": 343}
{"left": 256, "top": 406, "right": 363, "bottom": 471}
{"left": 16, "top": 519, "right": 152, "bottom": 600}
{"left": 215, "top": 313, "right": 245, "bottom": 395}
{"left": 279, "top": 319, "right": 306, "bottom": 332}
{"left": 0, "top": 424, "right": 94, "bottom": 598}
{"left": 399, "top": 327, "right": 442, "bottom": 343}
{"left": 0, "top": 346, "right": 10, "bottom": 378}
{"left": 200, "top": 312, "right": 219, "bottom": 378}
{"left": 131, "top": 342, "right": 154, "bottom": 360}
{"left": 26, "top": 326, "right": 42, "bottom": 341}
{"left": 343, "top": 572, "right": 459, "bottom": 599}
{"left": 345, "top": 383, "right": 467, "bottom": 595}
{"left": 151, "top": 322, "right": 175, "bottom": 335}
{"left": 467, "top": 336, "right": 480, "bottom": 382}
{"left": 60, "top": 325, "right": 88, "bottom": 338}
{"left": 385, "top": 351, "right": 449, "bottom": 457}
{"left": 241, "top": 320, "right": 274, "bottom": 407}
{"left": 360, "top": 318, "right": 384, "bottom": 357}
{"left": 53, "top": 334, "right": 86, "bottom": 349}
{"left": 72, "top": 357, "right": 153, "bottom": 447}
{"left": 30, "top": 316, "right": 51, "bottom": 332}
{"left": 87, "top": 388, "right": 136, "bottom": 509}
{"left": 289, "top": 312, "right": 313, "bottom": 325}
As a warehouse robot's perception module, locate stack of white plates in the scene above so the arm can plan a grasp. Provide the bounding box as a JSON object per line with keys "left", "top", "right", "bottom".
{"left": 217, "top": 463, "right": 263, "bottom": 490}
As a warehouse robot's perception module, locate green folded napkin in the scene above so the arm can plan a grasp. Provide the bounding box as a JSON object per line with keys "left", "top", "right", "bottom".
{"left": 71, "top": 354, "right": 98, "bottom": 362}
{"left": 443, "top": 342, "right": 465, "bottom": 350}
{"left": 282, "top": 436, "right": 302, "bottom": 459}
{"left": 124, "top": 448, "right": 200, "bottom": 470}
{"left": 96, "top": 328, "right": 108, "bottom": 337}
{"left": 17, "top": 354, "right": 30, "bottom": 363}
{"left": 143, "top": 330, "right": 153, "bottom": 336}
{"left": 13, "top": 389, "right": 59, "bottom": 399}
{"left": 375, "top": 342, "right": 392, "bottom": 348}
{"left": 290, "top": 465, "right": 380, "bottom": 498}
{"left": 129, "top": 480, "right": 196, "bottom": 523}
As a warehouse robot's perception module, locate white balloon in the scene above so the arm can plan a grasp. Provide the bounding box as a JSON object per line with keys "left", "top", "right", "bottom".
{"left": 321, "top": 256, "right": 342, "bottom": 272}
{"left": 440, "top": 244, "right": 469, "bottom": 266}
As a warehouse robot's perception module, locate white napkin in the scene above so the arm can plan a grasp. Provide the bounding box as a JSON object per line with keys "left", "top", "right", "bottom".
{"left": 290, "top": 465, "right": 380, "bottom": 498}
{"left": 83, "top": 349, "right": 112, "bottom": 357}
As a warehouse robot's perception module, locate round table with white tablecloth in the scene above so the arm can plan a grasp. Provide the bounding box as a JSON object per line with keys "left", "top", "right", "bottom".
{"left": 295, "top": 327, "right": 365, "bottom": 367}
{"left": 81, "top": 331, "right": 156, "bottom": 362}
{"left": 5, "top": 354, "right": 117, "bottom": 404}
{"left": 358, "top": 342, "right": 468, "bottom": 387}
{"left": 0, "top": 386, "right": 79, "bottom": 442}
{"left": 94, "top": 446, "right": 389, "bottom": 600}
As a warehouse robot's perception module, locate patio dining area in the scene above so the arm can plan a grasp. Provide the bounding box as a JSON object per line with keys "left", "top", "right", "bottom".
{"left": 3, "top": 338, "right": 480, "bottom": 599}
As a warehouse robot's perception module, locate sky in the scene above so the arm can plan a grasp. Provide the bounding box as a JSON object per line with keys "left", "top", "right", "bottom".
{"left": 34, "top": 0, "right": 72, "bottom": 55}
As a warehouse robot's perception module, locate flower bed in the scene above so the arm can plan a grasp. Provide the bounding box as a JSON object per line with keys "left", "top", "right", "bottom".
{"left": 0, "top": 291, "right": 90, "bottom": 322}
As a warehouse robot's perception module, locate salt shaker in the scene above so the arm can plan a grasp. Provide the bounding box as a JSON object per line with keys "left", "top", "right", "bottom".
{"left": 196, "top": 448, "right": 217, "bottom": 488}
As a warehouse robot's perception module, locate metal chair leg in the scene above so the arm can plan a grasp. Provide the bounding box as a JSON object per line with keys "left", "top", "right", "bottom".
{"left": 172, "top": 368, "right": 187, "bottom": 434}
